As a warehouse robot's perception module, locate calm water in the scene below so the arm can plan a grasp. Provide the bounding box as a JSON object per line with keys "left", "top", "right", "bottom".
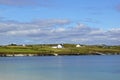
{"left": 0, "top": 55, "right": 120, "bottom": 80}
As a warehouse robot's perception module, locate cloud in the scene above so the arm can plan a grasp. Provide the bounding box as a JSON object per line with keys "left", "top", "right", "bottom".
{"left": 31, "top": 19, "right": 71, "bottom": 27}
{"left": 107, "top": 28, "right": 120, "bottom": 38}
{"left": 0, "top": 19, "right": 120, "bottom": 45}
{"left": 0, "top": 19, "right": 71, "bottom": 35}
{"left": 0, "top": 0, "right": 52, "bottom": 7}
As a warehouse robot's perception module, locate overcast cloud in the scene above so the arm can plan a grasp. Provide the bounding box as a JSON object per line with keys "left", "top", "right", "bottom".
{"left": 0, "top": 19, "right": 120, "bottom": 45}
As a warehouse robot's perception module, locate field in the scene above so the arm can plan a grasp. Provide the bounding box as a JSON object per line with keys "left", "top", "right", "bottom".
{"left": 0, "top": 44, "right": 120, "bottom": 56}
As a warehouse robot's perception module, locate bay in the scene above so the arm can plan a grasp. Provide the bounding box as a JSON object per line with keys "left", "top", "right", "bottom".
{"left": 0, "top": 55, "right": 120, "bottom": 80}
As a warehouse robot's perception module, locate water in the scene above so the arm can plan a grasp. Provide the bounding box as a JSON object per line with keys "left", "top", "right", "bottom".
{"left": 0, "top": 55, "right": 120, "bottom": 80}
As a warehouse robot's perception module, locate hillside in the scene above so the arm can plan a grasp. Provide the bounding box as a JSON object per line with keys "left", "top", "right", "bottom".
{"left": 0, "top": 44, "right": 120, "bottom": 56}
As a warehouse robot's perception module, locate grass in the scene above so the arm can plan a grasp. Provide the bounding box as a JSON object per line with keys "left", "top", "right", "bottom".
{"left": 0, "top": 44, "right": 120, "bottom": 55}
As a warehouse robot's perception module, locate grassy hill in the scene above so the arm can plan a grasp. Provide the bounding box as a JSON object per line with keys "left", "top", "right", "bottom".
{"left": 0, "top": 44, "right": 120, "bottom": 56}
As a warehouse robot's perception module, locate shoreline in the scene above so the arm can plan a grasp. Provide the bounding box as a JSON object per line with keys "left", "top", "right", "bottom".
{"left": 0, "top": 52, "right": 120, "bottom": 57}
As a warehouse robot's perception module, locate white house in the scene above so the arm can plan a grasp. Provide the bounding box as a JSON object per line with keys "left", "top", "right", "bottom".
{"left": 52, "top": 44, "right": 63, "bottom": 48}
{"left": 76, "top": 44, "right": 81, "bottom": 47}
{"left": 22, "top": 44, "right": 26, "bottom": 47}
{"left": 57, "top": 44, "right": 63, "bottom": 48}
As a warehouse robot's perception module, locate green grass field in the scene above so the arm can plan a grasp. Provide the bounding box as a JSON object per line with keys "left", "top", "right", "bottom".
{"left": 0, "top": 44, "right": 120, "bottom": 56}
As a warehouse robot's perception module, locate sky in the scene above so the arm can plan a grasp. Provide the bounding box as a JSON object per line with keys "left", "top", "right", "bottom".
{"left": 0, "top": 0, "right": 120, "bottom": 45}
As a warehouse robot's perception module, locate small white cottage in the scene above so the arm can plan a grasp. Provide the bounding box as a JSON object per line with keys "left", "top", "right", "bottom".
{"left": 76, "top": 44, "right": 81, "bottom": 47}
{"left": 57, "top": 44, "right": 63, "bottom": 48}
{"left": 52, "top": 44, "right": 63, "bottom": 48}
{"left": 22, "top": 44, "right": 26, "bottom": 47}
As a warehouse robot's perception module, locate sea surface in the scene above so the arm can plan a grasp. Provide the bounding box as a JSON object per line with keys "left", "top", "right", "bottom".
{"left": 0, "top": 55, "right": 120, "bottom": 80}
